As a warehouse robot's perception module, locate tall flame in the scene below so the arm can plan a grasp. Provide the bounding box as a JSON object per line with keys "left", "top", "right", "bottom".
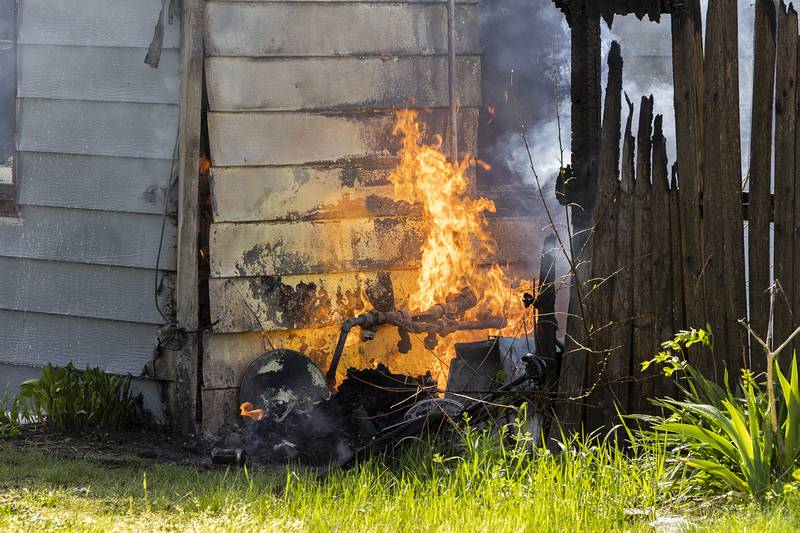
{"left": 388, "top": 110, "right": 532, "bottom": 374}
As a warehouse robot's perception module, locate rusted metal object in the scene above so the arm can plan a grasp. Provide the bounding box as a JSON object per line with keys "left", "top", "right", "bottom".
{"left": 324, "top": 287, "right": 507, "bottom": 387}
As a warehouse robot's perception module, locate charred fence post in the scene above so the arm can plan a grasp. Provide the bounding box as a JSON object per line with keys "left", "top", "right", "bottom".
{"left": 551, "top": 0, "right": 602, "bottom": 435}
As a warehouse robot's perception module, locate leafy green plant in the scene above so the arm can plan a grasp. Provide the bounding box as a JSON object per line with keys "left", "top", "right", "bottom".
{"left": 0, "top": 386, "right": 31, "bottom": 438}
{"left": 639, "top": 329, "right": 800, "bottom": 500}
{"left": 18, "top": 363, "right": 136, "bottom": 433}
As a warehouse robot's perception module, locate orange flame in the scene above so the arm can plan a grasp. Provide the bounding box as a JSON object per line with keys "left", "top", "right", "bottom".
{"left": 388, "top": 110, "right": 533, "bottom": 380}
{"left": 240, "top": 402, "right": 265, "bottom": 422}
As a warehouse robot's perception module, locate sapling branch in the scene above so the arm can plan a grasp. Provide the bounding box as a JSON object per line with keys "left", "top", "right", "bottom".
{"left": 739, "top": 318, "right": 800, "bottom": 435}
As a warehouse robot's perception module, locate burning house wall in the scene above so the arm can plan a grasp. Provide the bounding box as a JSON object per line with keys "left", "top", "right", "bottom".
{"left": 202, "top": 0, "right": 542, "bottom": 432}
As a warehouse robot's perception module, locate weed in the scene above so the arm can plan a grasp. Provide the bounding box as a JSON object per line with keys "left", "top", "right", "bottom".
{"left": 638, "top": 329, "right": 800, "bottom": 500}
{"left": 0, "top": 386, "right": 30, "bottom": 438}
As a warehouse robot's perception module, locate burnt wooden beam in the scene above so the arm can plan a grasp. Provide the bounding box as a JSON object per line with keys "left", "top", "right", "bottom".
{"left": 174, "top": 0, "right": 205, "bottom": 436}
{"left": 552, "top": 0, "right": 673, "bottom": 26}
{"left": 551, "top": 0, "right": 602, "bottom": 435}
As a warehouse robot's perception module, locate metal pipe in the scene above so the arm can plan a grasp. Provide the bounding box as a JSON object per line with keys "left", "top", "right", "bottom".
{"left": 447, "top": 0, "right": 458, "bottom": 164}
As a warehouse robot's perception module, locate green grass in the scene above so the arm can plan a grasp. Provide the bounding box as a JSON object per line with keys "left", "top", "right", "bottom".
{"left": 1, "top": 438, "right": 799, "bottom": 532}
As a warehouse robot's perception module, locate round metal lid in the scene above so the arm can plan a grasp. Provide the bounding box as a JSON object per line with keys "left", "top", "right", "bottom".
{"left": 238, "top": 349, "right": 330, "bottom": 422}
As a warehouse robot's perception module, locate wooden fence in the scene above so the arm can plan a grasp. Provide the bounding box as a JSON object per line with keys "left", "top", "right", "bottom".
{"left": 554, "top": 0, "right": 800, "bottom": 430}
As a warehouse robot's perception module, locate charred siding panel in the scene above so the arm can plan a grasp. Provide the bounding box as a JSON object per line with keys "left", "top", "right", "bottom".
{"left": 205, "top": 2, "right": 480, "bottom": 57}
{"left": 204, "top": 0, "right": 484, "bottom": 432}
{"left": 0, "top": 0, "right": 179, "bottom": 404}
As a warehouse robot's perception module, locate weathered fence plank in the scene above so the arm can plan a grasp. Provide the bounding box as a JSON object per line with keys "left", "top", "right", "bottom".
{"left": 774, "top": 3, "right": 797, "bottom": 353}
{"left": 669, "top": 168, "right": 685, "bottom": 334}
{"left": 587, "top": 96, "right": 635, "bottom": 430}
{"left": 649, "top": 116, "right": 676, "bottom": 399}
{"left": 583, "top": 41, "right": 623, "bottom": 430}
{"left": 670, "top": 0, "right": 706, "bottom": 352}
{"left": 747, "top": 0, "right": 778, "bottom": 363}
{"left": 703, "top": 0, "right": 747, "bottom": 374}
{"left": 601, "top": 95, "right": 636, "bottom": 423}
{"left": 632, "top": 96, "right": 655, "bottom": 408}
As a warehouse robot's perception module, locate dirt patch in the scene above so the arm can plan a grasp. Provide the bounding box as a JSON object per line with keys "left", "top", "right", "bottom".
{"left": 0, "top": 427, "right": 209, "bottom": 468}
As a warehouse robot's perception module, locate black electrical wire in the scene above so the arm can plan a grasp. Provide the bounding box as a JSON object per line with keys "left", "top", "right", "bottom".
{"left": 154, "top": 128, "right": 180, "bottom": 324}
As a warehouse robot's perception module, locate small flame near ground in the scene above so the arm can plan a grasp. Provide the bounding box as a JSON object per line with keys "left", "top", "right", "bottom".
{"left": 240, "top": 402, "right": 265, "bottom": 422}
{"left": 389, "top": 110, "right": 534, "bottom": 383}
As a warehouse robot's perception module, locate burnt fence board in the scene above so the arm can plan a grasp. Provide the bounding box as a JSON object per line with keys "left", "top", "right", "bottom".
{"left": 631, "top": 96, "right": 656, "bottom": 408}
{"left": 0, "top": 205, "right": 176, "bottom": 270}
{"left": 649, "top": 117, "right": 677, "bottom": 399}
{"left": 205, "top": 2, "right": 480, "bottom": 57}
{"left": 206, "top": 56, "right": 481, "bottom": 112}
{"left": 0, "top": 309, "right": 160, "bottom": 375}
{"left": 0, "top": 256, "right": 173, "bottom": 325}
{"left": 668, "top": 170, "right": 685, "bottom": 332}
{"left": 207, "top": 109, "right": 478, "bottom": 167}
{"left": 18, "top": 99, "right": 179, "bottom": 160}
{"left": 748, "top": 0, "right": 778, "bottom": 353}
{"left": 16, "top": 152, "right": 172, "bottom": 215}
{"left": 18, "top": 45, "right": 180, "bottom": 105}
{"left": 18, "top": 0, "right": 179, "bottom": 49}
{"left": 594, "top": 97, "right": 636, "bottom": 429}
{"left": 773, "top": 3, "right": 797, "bottom": 349}
{"left": 584, "top": 41, "right": 623, "bottom": 429}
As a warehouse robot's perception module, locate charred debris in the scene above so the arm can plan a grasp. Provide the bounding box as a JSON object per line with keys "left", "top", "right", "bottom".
{"left": 211, "top": 271, "right": 561, "bottom": 469}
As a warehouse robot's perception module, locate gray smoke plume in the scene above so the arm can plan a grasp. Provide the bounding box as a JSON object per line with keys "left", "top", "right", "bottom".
{"left": 477, "top": 0, "right": 571, "bottom": 195}
{"left": 478, "top": 0, "right": 759, "bottom": 193}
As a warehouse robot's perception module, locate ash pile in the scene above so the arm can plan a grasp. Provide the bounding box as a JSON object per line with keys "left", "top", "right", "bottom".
{"left": 211, "top": 287, "right": 561, "bottom": 468}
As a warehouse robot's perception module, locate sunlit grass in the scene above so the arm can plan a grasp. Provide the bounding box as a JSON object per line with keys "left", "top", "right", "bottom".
{"left": 1, "top": 428, "right": 799, "bottom": 532}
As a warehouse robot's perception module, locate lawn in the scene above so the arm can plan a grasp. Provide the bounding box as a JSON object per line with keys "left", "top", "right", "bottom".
{"left": 1, "top": 436, "right": 800, "bottom": 532}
